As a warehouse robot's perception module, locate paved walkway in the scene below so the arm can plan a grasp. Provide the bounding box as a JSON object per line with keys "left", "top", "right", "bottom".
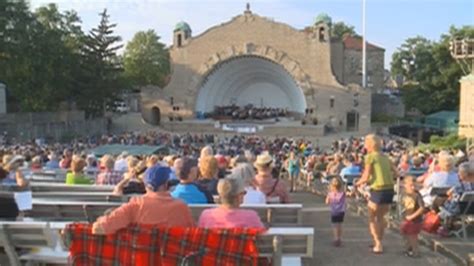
{"left": 292, "top": 192, "right": 454, "bottom": 266}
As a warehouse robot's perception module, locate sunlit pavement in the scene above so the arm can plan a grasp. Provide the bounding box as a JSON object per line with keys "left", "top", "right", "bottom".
{"left": 292, "top": 192, "right": 454, "bottom": 266}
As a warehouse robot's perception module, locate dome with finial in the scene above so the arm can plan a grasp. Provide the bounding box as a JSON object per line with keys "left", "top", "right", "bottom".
{"left": 174, "top": 21, "right": 191, "bottom": 33}
{"left": 314, "top": 13, "right": 332, "bottom": 26}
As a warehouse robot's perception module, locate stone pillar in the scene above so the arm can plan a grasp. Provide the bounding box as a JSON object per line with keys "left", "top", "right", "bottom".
{"left": 458, "top": 74, "right": 474, "bottom": 140}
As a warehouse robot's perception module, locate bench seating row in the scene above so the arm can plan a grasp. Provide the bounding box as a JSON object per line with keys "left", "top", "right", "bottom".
{"left": 0, "top": 221, "right": 314, "bottom": 266}
{"left": 26, "top": 200, "right": 303, "bottom": 226}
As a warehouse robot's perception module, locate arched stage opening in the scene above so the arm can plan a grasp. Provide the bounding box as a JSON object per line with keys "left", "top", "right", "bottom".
{"left": 195, "top": 56, "right": 307, "bottom": 117}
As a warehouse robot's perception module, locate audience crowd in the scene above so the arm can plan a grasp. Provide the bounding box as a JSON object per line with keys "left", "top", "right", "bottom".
{"left": 0, "top": 131, "right": 473, "bottom": 259}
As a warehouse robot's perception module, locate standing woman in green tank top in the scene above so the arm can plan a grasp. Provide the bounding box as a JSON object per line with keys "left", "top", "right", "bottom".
{"left": 355, "top": 134, "right": 398, "bottom": 254}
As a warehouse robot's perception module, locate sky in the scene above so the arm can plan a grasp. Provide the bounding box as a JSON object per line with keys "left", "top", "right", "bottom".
{"left": 29, "top": 0, "right": 474, "bottom": 69}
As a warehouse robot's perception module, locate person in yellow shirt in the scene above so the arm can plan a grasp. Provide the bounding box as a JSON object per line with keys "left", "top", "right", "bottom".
{"left": 355, "top": 134, "right": 398, "bottom": 254}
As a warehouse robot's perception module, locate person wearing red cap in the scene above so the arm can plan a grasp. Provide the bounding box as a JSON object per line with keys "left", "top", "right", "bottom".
{"left": 92, "top": 165, "right": 194, "bottom": 235}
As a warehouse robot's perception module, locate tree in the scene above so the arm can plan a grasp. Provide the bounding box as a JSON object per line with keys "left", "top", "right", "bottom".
{"left": 123, "top": 30, "right": 170, "bottom": 87}
{"left": 390, "top": 36, "right": 433, "bottom": 82}
{"left": 331, "top": 22, "right": 357, "bottom": 40}
{"left": 79, "top": 9, "right": 123, "bottom": 117}
{"left": 391, "top": 26, "right": 474, "bottom": 114}
{"left": 0, "top": 1, "right": 83, "bottom": 111}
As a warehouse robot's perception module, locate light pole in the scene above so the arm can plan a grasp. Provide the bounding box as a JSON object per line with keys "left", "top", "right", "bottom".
{"left": 362, "top": 0, "right": 367, "bottom": 89}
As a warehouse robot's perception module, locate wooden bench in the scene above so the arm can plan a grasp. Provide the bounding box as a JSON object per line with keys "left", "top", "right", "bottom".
{"left": 32, "top": 191, "right": 129, "bottom": 202}
{"left": 26, "top": 200, "right": 303, "bottom": 225}
{"left": 0, "top": 222, "right": 313, "bottom": 266}
{"left": 30, "top": 183, "right": 114, "bottom": 193}
{"left": 0, "top": 222, "right": 68, "bottom": 266}
{"left": 29, "top": 170, "right": 67, "bottom": 183}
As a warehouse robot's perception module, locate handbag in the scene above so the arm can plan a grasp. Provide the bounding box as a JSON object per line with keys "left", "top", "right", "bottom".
{"left": 422, "top": 211, "right": 440, "bottom": 233}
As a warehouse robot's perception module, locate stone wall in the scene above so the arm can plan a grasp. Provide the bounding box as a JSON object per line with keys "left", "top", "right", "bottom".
{"left": 458, "top": 75, "right": 474, "bottom": 138}
{"left": 371, "top": 93, "right": 405, "bottom": 118}
{"left": 330, "top": 40, "right": 345, "bottom": 85}
{"left": 343, "top": 49, "right": 385, "bottom": 92}
{"left": 0, "top": 111, "right": 107, "bottom": 141}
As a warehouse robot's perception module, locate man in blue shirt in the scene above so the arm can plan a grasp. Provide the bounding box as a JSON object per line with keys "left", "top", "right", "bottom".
{"left": 171, "top": 157, "right": 213, "bottom": 204}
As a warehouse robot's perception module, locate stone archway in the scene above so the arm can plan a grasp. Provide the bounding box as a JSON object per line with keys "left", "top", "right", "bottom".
{"left": 195, "top": 55, "right": 307, "bottom": 117}
{"left": 151, "top": 106, "right": 161, "bottom": 125}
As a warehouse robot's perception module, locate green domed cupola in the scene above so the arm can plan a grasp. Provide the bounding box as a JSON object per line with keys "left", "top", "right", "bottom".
{"left": 174, "top": 21, "right": 192, "bottom": 33}
{"left": 314, "top": 13, "right": 332, "bottom": 27}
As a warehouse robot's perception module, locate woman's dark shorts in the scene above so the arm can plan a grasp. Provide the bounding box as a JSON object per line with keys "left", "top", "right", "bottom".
{"left": 370, "top": 189, "right": 395, "bottom": 204}
{"left": 331, "top": 212, "right": 345, "bottom": 224}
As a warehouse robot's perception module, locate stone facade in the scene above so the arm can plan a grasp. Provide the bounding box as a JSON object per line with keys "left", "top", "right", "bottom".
{"left": 0, "top": 111, "right": 106, "bottom": 141}
{"left": 458, "top": 74, "right": 474, "bottom": 139}
{"left": 331, "top": 36, "right": 385, "bottom": 92}
{"left": 371, "top": 93, "right": 405, "bottom": 118}
{"left": 142, "top": 10, "right": 372, "bottom": 133}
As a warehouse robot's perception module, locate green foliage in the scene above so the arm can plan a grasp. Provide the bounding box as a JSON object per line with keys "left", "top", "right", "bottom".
{"left": 392, "top": 26, "right": 474, "bottom": 114}
{"left": 78, "top": 9, "right": 124, "bottom": 117}
{"left": 0, "top": 2, "right": 125, "bottom": 116}
{"left": 331, "top": 21, "right": 357, "bottom": 40}
{"left": 123, "top": 30, "right": 170, "bottom": 87}
{"left": 371, "top": 113, "right": 399, "bottom": 124}
{"left": 417, "top": 134, "right": 466, "bottom": 151}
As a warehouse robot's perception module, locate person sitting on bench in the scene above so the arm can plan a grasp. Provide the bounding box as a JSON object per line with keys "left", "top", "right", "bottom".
{"left": 0, "top": 167, "right": 19, "bottom": 219}
{"left": 92, "top": 165, "right": 194, "bottom": 235}
{"left": 198, "top": 177, "right": 264, "bottom": 228}
{"left": 438, "top": 162, "right": 474, "bottom": 233}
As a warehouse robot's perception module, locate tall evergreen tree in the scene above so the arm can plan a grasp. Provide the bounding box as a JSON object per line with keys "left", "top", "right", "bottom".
{"left": 79, "top": 9, "right": 123, "bottom": 117}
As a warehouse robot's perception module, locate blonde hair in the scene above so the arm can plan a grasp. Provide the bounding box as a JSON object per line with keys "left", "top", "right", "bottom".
{"left": 217, "top": 178, "right": 245, "bottom": 207}
{"left": 200, "top": 146, "right": 214, "bottom": 158}
{"left": 404, "top": 175, "right": 416, "bottom": 185}
{"left": 199, "top": 155, "right": 218, "bottom": 179}
{"left": 2, "top": 154, "right": 12, "bottom": 168}
{"left": 330, "top": 177, "right": 343, "bottom": 192}
{"left": 438, "top": 154, "right": 454, "bottom": 172}
{"left": 100, "top": 155, "right": 114, "bottom": 170}
{"left": 365, "top": 134, "right": 381, "bottom": 152}
{"left": 147, "top": 155, "right": 159, "bottom": 167}
{"left": 127, "top": 156, "right": 139, "bottom": 169}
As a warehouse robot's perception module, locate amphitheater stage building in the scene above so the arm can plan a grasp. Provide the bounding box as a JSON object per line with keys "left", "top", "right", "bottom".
{"left": 141, "top": 7, "right": 375, "bottom": 134}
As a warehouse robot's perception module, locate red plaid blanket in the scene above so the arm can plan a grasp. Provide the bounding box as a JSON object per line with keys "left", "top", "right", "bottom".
{"left": 64, "top": 223, "right": 265, "bottom": 266}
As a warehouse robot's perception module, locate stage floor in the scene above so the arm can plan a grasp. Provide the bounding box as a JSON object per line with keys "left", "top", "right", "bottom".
{"left": 160, "top": 119, "right": 326, "bottom": 137}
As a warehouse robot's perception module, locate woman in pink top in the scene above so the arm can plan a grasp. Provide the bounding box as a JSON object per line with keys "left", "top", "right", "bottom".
{"left": 92, "top": 165, "right": 194, "bottom": 235}
{"left": 198, "top": 178, "right": 264, "bottom": 228}
{"left": 253, "top": 152, "right": 290, "bottom": 203}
